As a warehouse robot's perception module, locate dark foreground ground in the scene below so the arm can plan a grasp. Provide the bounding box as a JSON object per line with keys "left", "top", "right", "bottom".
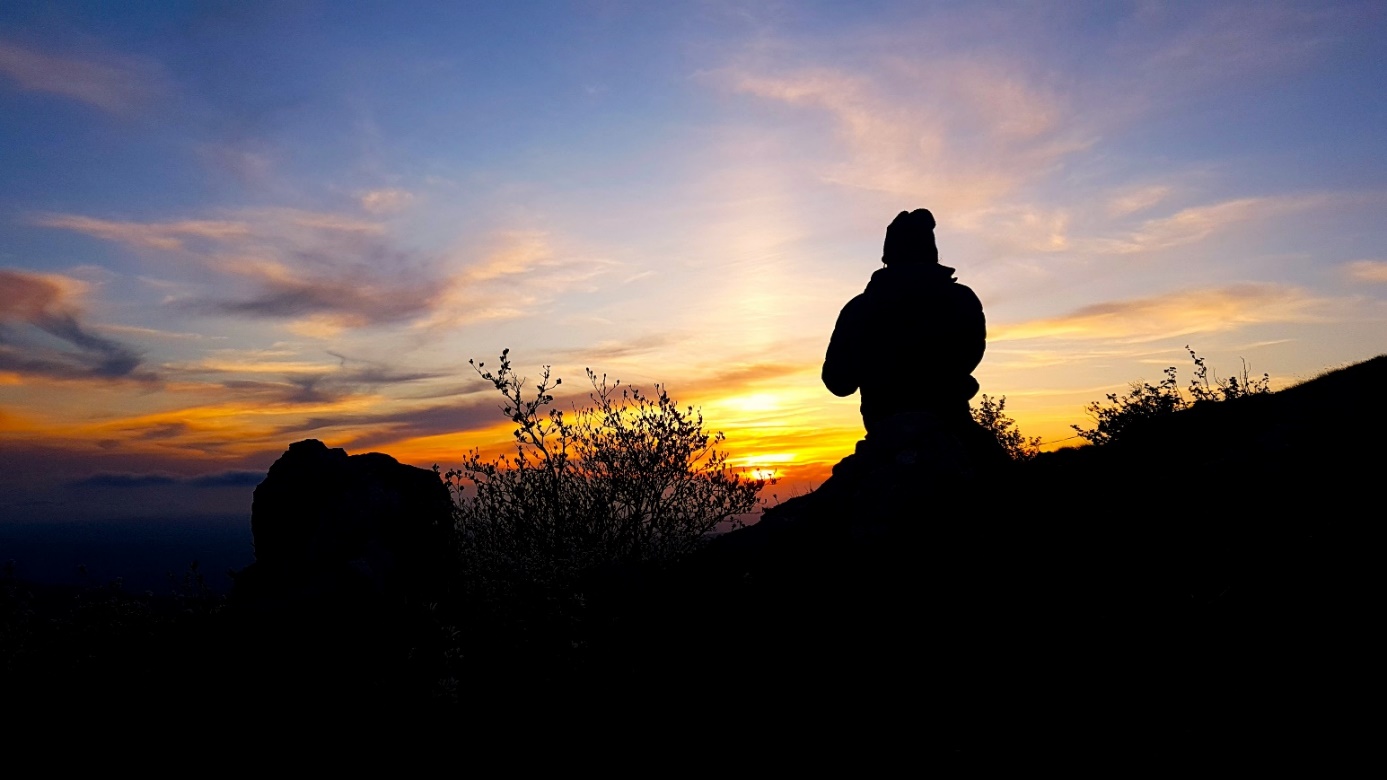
{"left": 3, "top": 358, "right": 1380, "bottom": 754}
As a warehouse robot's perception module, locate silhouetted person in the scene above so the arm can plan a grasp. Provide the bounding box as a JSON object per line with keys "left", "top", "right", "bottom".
{"left": 824, "top": 208, "right": 985, "bottom": 436}
{"left": 754, "top": 208, "right": 999, "bottom": 525}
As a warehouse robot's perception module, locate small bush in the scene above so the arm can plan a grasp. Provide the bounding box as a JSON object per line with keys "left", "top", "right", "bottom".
{"left": 445, "top": 350, "right": 768, "bottom": 589}
{"left": 971, "top": 394, "right": 1042, "bottom": 461}
{"left": 1072, "top": 346, "right": 1271, "bottom": 446}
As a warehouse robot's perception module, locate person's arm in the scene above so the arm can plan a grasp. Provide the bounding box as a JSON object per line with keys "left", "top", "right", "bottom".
{"left": 822, "top": 297, "right": 865, "bottom": 397}
{"left": 955, "top": 285, "right": 986, "bottom": 374}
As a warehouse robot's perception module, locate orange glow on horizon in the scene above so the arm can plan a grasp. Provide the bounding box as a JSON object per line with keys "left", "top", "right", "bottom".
{"left": 4, "top": 360, "right": 1061, "bottom": 493}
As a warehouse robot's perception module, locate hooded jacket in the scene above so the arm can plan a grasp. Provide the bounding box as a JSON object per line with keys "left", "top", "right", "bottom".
{"left": 822, "top": 262, "right": 985, "bottom": 434}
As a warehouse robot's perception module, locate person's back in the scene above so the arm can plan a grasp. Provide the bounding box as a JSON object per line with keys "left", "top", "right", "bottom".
{"left": 823, "top": 209, "right": 985, "bottom": 436}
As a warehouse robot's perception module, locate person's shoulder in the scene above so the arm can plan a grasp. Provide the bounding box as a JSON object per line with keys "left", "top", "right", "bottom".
{"left": 835, "top": 291, "right": 871, "bottom": 322}
{"left": 945, "top": 280, "right": 983, "bottom": 307}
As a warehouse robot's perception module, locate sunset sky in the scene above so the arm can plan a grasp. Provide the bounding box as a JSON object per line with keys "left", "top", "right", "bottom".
{"left": 3, "top": 1, "right": 1385, "bottom": 524}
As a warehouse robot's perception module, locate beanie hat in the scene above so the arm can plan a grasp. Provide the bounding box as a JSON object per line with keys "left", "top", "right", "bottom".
{"left": 882, "top": 208, "right": 939, "bottom": 266}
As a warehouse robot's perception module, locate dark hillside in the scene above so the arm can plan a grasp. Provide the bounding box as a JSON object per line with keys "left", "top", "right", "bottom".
{"left": 582, "top": 355, "right": 1382, "bottom": 749}
{"left": 3, "top": 356, "right": 1379, "bottom": 749}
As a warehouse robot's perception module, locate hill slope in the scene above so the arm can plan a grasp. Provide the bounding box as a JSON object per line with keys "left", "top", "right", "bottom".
{"left": 583, "top": 355, "right": 1383, "bottom": 748}
{"left": 3, "top": 356, "right": 1378, "bottom": 748}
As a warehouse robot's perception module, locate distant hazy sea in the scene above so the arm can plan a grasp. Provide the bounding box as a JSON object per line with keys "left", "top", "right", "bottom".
{"left": 0, "top": 515, "right": 252, "bottom": 594}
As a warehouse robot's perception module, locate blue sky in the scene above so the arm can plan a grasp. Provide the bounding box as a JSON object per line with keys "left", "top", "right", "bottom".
{"left": 2, "top": 1, "right": 1385, "bottom": 521}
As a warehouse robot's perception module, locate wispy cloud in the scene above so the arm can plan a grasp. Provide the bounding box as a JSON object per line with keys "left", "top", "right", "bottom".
{"left": 551, "top": 333, "right": 684, "bottom": 363}
{"left": 0, "top": 40, "right": 165, "bottom": 114}
{"left": 0, "top": 268, "right": 150, "bottom": 381}
{"left": 422, "top": 231, "right": 617, "bottom": 329}
{"left": 270, "top": 209, "right": 383, "bottom": 234}
{"left": 1107, "top": 185, "right": 1174, "bottom": 217}
{"left": 37, "top": 208, "right": 436, "bottom": 330}
{"left": 359, "top": 188, "right": 416, "bottom": 214}
{"left": 34, "top": 214, "right": 252, "bottom": 251}
{"left": 198, "top": 259, "right": 439, "bottom": 327}
{"left": 35, "top": 209, "right": 383, "bottom": 251}
{"left": 455, "top": 230, "right": 556, "bottom": 283}
{"left": 171, "top": 349, "right": 447, "bottom": 406}
{"left": 1345, "top": 260, "right": 1387, "bottom": 283}
{"left": 951, "top": 204, "right": 1073, "bottom": 255}
{"left": 197, "top": 142, "right": 277, "bottom": 187}
{"left": 1080, "top": 195, "right": 1327, "bottom": 255}
{"left": 695, "top": 361, "right": 808, "bottom": 392}
{"left": 270, "top": 399, "right": 502, "bottom": 452}
{"left": 709, "top": 5, "right": 1358, "bottom": 261}
{"left": 719, "top": 55, "right": 1090, "bottom": 209}
{"left": 1134, "top": 2, "right": 1335, "bottom": 91}
{"left": 648, "top": 359, "right": 815, "bottom": 405}
{"left": 324, "top": 351, "right": 445, "bottom": 385}
{"left": 992, "top": 284, "right": 1330, "bottom": 343}
{"left": 983, "top": 344, "right": 1179, "bottom": 370}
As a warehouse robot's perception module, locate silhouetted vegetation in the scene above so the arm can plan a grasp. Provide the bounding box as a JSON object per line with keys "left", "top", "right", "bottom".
{"left": 431, "top": 351, "right": 769, "bottom": 690}
{"left": 1072, "top": 346, "right": 1271, "bottom": 445}
{"left": 447, "top": 351, "right": 768, "bottom": 573}
{"left": 971, "top": 393, "right": 1041, "bottom": 460}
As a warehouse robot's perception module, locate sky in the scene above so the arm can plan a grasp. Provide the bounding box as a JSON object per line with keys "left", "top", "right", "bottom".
{"left": 2, "top": 0, "right": 1385, "bottom": 526}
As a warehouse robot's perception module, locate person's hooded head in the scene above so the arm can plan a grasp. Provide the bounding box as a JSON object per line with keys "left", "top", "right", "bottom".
{"left": 882, "top": 209, "right": 939, "bottom": 266}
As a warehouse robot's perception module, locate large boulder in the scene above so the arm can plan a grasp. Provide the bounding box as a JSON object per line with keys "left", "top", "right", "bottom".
{"left": 237, "top": 439, "right": 453, "bottom": 606}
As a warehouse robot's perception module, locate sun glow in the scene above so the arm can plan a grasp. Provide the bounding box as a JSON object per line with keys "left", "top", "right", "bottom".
{"left": 727, "top": 451, "right": 801, "bottom": 484}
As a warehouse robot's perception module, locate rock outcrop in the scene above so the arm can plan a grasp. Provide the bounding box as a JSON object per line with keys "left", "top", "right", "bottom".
{"left": 235, "top": 439, "right": 453, "bottom": 607}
